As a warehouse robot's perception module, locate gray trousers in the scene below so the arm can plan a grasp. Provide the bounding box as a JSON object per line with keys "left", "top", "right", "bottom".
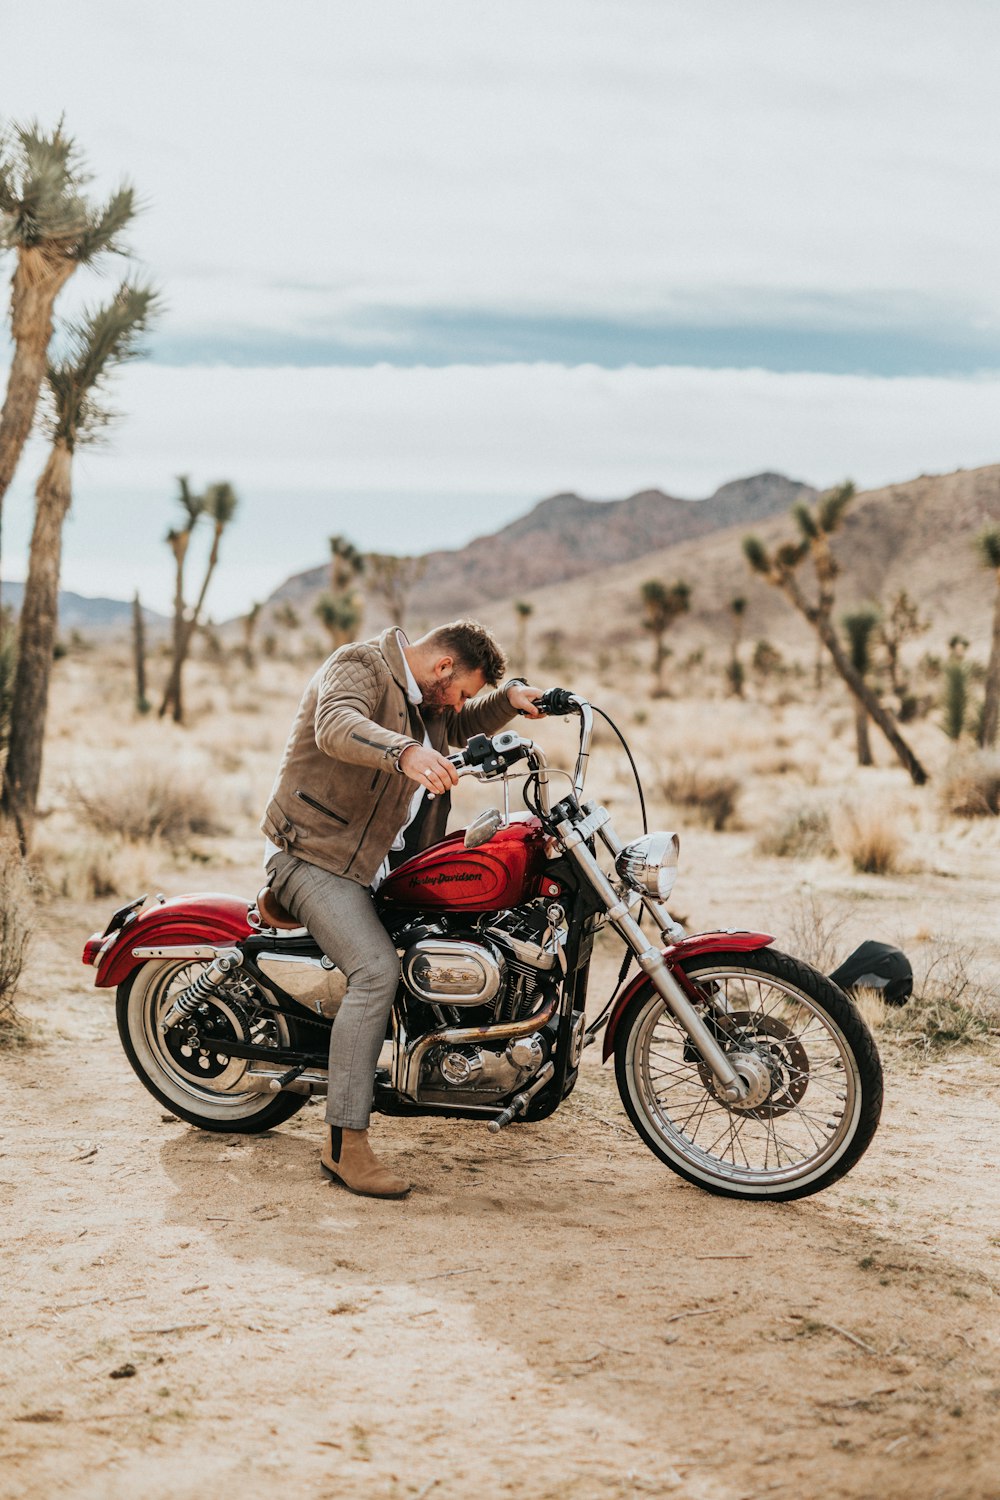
{"left": 267, "top": 851, "right": 399, "bottom": 1130}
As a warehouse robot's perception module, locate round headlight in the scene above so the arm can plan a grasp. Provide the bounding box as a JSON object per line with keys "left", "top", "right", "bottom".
{"left": 615, "top": 831, "right": 680, "bottom": 900}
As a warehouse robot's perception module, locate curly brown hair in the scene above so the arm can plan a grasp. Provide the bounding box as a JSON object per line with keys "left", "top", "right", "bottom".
{"left": 420, "top": 620, "right": 507, "bottom": 686}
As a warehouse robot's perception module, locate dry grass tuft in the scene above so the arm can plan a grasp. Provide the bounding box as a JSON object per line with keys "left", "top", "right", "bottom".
{"left": 661, "top": 765, "right": 741, "bottom": 830}
{"left": 68, "top": 763, "right": 226, "bottom": 850}
{"left": 833, "top": 802, "right": 904, "bottom": 875}
{"left": 756, "top": 803, "right": 835, "bottom": 860}
{"left": 940, "top": 751, "right": 1000, "bottom": 818}
{"left": 0, "top": 838, "right": 33, "bottom": 1044}
{"left": 868, "top": 940, "right": 997, "bottom": 1055}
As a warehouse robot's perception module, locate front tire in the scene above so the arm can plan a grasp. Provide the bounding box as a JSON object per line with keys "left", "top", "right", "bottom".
{"left": 614, "top": 946, "right": 882, "bottom": 1201}
{"left": 117, "top": 959, "right": 311, "bottom": 1133}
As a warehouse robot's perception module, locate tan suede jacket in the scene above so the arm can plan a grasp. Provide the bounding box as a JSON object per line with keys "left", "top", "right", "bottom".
{"left": 261, "top": 628, "right": 519, "bottom": 886}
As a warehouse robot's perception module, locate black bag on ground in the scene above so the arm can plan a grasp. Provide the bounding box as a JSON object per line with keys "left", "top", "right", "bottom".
{"left": 830, "top": 940, "right": 913, "bottom": 1007}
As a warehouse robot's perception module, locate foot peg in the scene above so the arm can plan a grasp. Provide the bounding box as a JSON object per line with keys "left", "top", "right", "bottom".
{"left": 487, "top": 1063, "right": 554, "bottom": 1134}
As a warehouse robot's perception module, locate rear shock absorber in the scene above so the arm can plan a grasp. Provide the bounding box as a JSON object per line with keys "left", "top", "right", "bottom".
{"left": 159, "top": 949, "right": 243, "bottom": 1034}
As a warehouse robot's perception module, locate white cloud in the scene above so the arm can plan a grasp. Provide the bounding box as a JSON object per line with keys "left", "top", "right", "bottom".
{"left": 3, "top": 361, "right": 998, "bottom": 617}
{"left": 2, "top": 1, "right": 999, "bottom": 345}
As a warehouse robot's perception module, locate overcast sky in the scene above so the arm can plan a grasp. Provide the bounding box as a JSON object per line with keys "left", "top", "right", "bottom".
{"left": 2, "top": 1, "right": 999, "bottom": 616}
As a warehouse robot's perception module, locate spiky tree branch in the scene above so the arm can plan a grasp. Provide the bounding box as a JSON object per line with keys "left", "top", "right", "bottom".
{"left": 0, "top": 121, "right": 136, "bottom": 593}
{"left": 743, "top": 483, "right": 929, "bottom": 786}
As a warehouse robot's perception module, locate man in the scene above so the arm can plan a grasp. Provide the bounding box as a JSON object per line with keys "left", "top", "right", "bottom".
{"left": 262, "top": 620, "right": 542, "bottom": 1199}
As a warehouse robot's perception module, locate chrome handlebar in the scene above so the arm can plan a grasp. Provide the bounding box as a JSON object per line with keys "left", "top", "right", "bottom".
{"left": 449, "top": 692, "right": 593, "bottom": 816}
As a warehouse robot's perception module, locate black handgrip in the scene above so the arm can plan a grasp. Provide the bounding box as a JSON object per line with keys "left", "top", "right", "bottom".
{"left": 537, "top": 687, "right": 578, "bottom": 717}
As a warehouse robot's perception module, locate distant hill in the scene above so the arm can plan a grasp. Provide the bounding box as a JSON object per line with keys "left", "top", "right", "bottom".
{"left": 270, "top": 472, "right": 817, "bottom": 619}
{"left": 2, "top": 582, "right": 168, "bottom": 633}
{"left": 476, "top": 462, "right": 1000, "bottom": 663}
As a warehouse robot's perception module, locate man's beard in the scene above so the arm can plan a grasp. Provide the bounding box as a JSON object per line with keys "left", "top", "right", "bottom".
{"left": 417, "top": 673, "right": 454, "bottom": 714}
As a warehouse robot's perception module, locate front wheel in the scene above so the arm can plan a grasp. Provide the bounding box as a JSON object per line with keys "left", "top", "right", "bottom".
{"left": 614, "top": 947, "right": 882, "bottom": 1200}
{"left": 117, "top": 959, "right": 312, "bottom": 1133}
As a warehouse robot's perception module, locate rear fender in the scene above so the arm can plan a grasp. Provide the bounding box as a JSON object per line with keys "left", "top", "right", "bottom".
{"left": 601, "top": 930, "right": 774, "bottom": 1062}
{"left": 86, "top": 893, "right": 253, "bottom": 989}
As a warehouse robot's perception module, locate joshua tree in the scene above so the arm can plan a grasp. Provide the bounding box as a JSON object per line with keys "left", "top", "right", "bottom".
{"left": 159, "top": 480, "right": 239, "bottom": 722}
{"left": 366, "top": 553, "right": 426, "bottom": 629}
{"left": 242, "top": 601, "right": 261, "bottom": 668}
{"left": 842, "top": 607, "right": 880, "bottom": 766}
{"left": 0, "top": 120, "right": 135, "bottom": 592}
{"left": 640, "top": 578, "right": 691, "bottom": 693}
{"left": 513, "top": 600, "right": 533, "bottom": 675}
{"left": 132, "top": 589, "right": 149, "bottom": 714}
{"left": 743, "top": 483, "right": 929, "bottom": 785}
{"left": 879, "top": 589, "right": 929, "bottom": 700}
{"left": 159, "top": 476, "right": 203, "bottom": 718}
{"left": 1, "top": 282, "right": 157, "bottom": 847}
{"left": 976, "top": 527, "right": 1000, "bottom": 747}
{"left": 316, "top": 533, "right": 364, "bottom": 649}
{"left": 727, "top": 595, "right": 747, "bottom": 696}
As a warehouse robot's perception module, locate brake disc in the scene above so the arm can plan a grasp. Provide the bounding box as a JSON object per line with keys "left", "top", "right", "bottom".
{"left": 694, "top": 1010, "right": 810, "bottom": 1118}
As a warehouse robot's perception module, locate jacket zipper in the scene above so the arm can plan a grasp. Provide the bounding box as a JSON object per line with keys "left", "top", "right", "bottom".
{"left": 295, "top": 790, "right": 349, "bottom": 825}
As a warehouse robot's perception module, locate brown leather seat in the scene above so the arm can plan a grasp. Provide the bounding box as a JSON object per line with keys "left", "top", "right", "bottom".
{"left": 254, "top": 886, "right": 303, "bottom": 930}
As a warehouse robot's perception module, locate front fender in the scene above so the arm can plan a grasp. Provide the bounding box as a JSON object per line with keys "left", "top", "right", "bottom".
{"left": 87, "top": 893, "right": 253, "bottom": 989}
{"left": 601, "top": 930, "right": 773, "bottom": 1062}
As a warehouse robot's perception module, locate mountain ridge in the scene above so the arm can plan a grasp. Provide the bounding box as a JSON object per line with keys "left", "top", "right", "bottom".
{"left": 271, "top": 471, "right": 817, "bottom": 617}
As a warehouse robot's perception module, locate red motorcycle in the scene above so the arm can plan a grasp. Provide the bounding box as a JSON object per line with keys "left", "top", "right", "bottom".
{"left": 82, "top": 689, "right": 882, "bottom": 1200}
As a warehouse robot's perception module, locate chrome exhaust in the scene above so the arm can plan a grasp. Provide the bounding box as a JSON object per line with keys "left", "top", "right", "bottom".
{"left": 401, "top": 992, "right": 559, "bottom": 1100}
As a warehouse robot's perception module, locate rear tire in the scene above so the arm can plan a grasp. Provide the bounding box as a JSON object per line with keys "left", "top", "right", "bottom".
{"left": 614, "top": 946, "right": 882, "bottom": 1201}
{"left": 117, "top": 959, "right": 311, "bottom": 1134}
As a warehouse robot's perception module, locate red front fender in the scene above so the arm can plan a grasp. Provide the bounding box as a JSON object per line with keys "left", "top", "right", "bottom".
{"left": 601, "top": 930, "right": 774, "bottom": 1062}
{"left": 84, "top": 893, "right": 253, "bottom": 989}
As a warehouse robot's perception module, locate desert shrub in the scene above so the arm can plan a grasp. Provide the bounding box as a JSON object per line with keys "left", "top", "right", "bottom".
{"left": 68, "top": 764, "right": 226, "bottom": 849}
{"left": 940, "top": 752, "right": 1000, "bottom": 818}
{"left": 833, "top": 802, "right": 903, "bottom": 875}
{"left": 872, "top": 941, "right": 997, "bottom": 1055}
{"left": 756, "top": 804, "right": 835, "bottom": 859}
{"left": 661, "top": 766, "right": 741, "bottom": 830}
{"left": 0, "top": 839, "right": 33, "bottom": 1042}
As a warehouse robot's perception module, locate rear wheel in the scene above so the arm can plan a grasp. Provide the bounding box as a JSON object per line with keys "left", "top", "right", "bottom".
{"left": 117, "top": 959, "right": 312, "bottom": 1133}
{"left": 614, "top": 946, "right": 882, "bottom": 1200}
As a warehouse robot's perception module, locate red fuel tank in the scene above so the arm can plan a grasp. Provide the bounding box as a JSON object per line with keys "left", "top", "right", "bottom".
{"left": 379, "top": 815, "right": 550, "bottom": 912}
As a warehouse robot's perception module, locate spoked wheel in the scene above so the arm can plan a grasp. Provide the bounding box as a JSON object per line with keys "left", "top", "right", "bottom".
{"left": 117, "top": 959, "right": 313, "bottom": 1133}
{"left": 614, "top": 947, "right": 883, "bottom": 1200}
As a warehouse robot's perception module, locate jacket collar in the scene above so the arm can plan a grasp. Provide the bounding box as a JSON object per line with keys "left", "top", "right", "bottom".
{"left": 377, "top": 627, "right": 411, "bottom": 695}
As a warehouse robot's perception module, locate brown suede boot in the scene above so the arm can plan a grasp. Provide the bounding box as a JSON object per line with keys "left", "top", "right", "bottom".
{"left": 321, "top": 1126, "right": 411, "bottom": 1199}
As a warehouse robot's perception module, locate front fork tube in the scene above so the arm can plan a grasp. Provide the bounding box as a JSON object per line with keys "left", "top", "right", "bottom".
{"left": 571, "top": 836, "right": 749, "bottom": 1105}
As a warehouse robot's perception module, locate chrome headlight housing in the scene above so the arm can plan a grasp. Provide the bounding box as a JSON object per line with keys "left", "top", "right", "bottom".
{"left": 615, "top": 831, "right": 680, "bottom": 900}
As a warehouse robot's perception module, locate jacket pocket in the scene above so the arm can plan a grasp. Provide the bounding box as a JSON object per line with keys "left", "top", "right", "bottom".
{"left": 295, "top": 789, "right": 350, "bottom": 825}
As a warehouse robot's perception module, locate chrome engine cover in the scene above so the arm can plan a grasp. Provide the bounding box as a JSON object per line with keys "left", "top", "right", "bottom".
{"left": 402, "top": 938, "right": 505, "bottom": 1006}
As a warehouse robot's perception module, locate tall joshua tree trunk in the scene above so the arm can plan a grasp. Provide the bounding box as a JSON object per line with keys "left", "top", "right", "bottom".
{"left": 0, "top": 282, "right": 157, "bottom": 849}
{"left": 132, "top": 590, "right": 148, "bottom": 713}
{"left": 807, "top": 586, "right": 927, "bottom": 784}
{"left": 977, "top": 530, "right": 1000, "bottom": 748}
{"left": 0, "top": 121, "right": 136, "bottom": 597}
{"left": 0, "top": 442, "right": 71, "bottom": 847}
{"left": 0, "top": 253, "right": 75, "bottom": 509}
{"left": 159, "top": 483, "right": 237, "bottom": 723}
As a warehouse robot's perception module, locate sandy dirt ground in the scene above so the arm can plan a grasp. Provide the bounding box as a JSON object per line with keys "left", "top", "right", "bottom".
{"left": 3, "top": 659, "right": 1000, "bottom": 1499}
{"left": 2, "top": 882, "right": 999, "bottom": 1500}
